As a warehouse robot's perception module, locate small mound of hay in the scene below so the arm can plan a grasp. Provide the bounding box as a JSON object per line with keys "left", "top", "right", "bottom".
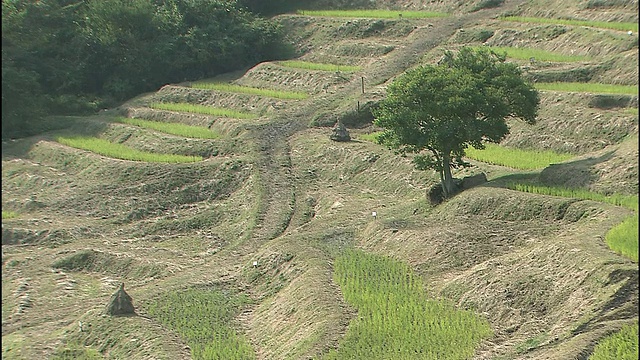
{"left": 105, "top": 283, "right": 135, "bottom": 316}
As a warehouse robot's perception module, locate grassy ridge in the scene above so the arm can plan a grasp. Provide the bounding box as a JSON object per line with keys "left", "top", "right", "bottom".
{"left": 150, "top": 102, "right": 257, "bottom": 119}
{"left": 589, "top": 322, "right": 639, "bottom": 360}
{"left": 146, "top": 287, "right": 255, "bottom": 360}
{"left": 473, "top": 46, "right": 591, "bottom": 62}
{"left": 535, "top": 82, "right": 639, "bottom": 95}
{"left": 465, "top": 143, "right": 574, "bottom": 170}
{"left": 324, "top": 249, "right": 492, "bottom": 359}
{"left": 57, "top": 136, "right": 203, "bottom": 163}
{"left": 296, "top": 9, "right": 449, "bottom": 19}
{"left": 191, "top": 82, "right": 309, "bottom": 99}
{"left": 277, "top": 60, "right": 362, "bottom": 72}
{"left": 499, "top": 16, "right": 639, "bottom": 32}
{"left": 117, "top": 117, "right": 220, "bottom": 139}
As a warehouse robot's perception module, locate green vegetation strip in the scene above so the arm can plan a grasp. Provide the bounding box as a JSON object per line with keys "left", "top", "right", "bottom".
{"left": 605, "top": 215, "right": 639, "bottom": 262}
{"left": 472, "top": 46, "right": 591, "bottom": 62}
{"left": 147, "top": 287, "right": 255, "bottom": 360}
{"left": 499, "top": 16, "right": 638, "bottom": 32}
{"left": 57, "top": 136, "right": 202, "bottom": 163}
{"left": 535, "top": 82, "right": 638, "bottom": 95}
{"left": 150, "top": 102, "right": 257, "bottom": 119}
{"left": 589, "top": 322, "right": 639, "bottom": 359}
{"left": 506, "top": 183, "right": 639, "bottom": 211}
{"left": 117, "top": 117, "right": 220, "bottom": 139}
{"left": 191, "top": 82, "right": 309, "bottom": 99}
{"left": 2, "top": 211, "right": 18, "bottom": 219}
{"left": 277, "top": 60, "right": 362, "bottom": 72}
{"left": 465, "top": 143, "right": 574, "bottom": 170}
{"left": 324, "top": 249, "right": 492, "bottom": 359}
{"left": 296, "top": 9, "right": 449, "bottom": 19}
{"left": 51, "top": 342, "right": 102, "bottom": 360}
{"left": 357, "top": 132, "right": 382, "bottom": 143}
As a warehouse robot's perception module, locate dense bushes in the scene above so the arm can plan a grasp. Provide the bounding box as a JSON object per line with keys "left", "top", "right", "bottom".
{"left": 2, "top": 0, "right": 293, "bottom": 139}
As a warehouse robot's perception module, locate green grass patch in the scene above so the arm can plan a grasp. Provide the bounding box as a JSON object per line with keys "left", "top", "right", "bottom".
{"left": 191, "top": 82, "right": 309, "bottom": 100}
{"left": 499, "top": 16, "right": 639, "bottom": 32}
{"left": 147, "top": 287, "right": 255, "bottom": 360}
{"left": 57, "top": 136, "right": 202, "bottom": 163}
{"left": 623, "top": 108, "right": 638, "bottom": 115}
{"left": 589, "top": 322, "right": 639, "bottom": 359}
{"left": 357, "top": 132, "right": 383, "bottom": 143}
{"left": 535, "top": 82, "right": 639, "bottom": 95}
{"left": 324, "top": 249, "right": 492, "bottom": 359}
{"left": 472, "top": 46, "right": 591, "bottom": 62}
{"left": 605, "top": 215, "right": 639, "bottom": 262}
{"left": 506, "top": 183, "right": 639, "bottom": 211}
{"left": 117, "top": 117, "right": 220, "bottom": 139}
{"left": 465, "top": 143, "right": 574, "bottom": 170}
{"left": 296, "top": 9, "right": 449, "bottom": 19}
{"left": 2, "top": 211, "right": 19, "bottom": 219}
{"left": 149, "top": 102, "right": 257, "bottom": 119}
{"left": 277, "top": 60, "right": 362, "bottom": 72}
{"left": 51, "top": 342, "right": 102, "bottom": 360}
{"left": 515, "top": 332, "right": 548, "bottom": 354}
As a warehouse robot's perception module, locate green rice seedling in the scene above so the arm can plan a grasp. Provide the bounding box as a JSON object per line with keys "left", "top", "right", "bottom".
{"left": 535, "top": 82, "right": 639, "bottom": 95}
{"left": 605, "top": 215, "right": 639, "bottom": 262}
{"left": 57, "top": 136, "right": 203, "bottom": 163}
{"left": 117, "top": 117, "right": 220, "bottom": 139}
{"left": 147, "top": 287, "right": 255, "bottom": 360}
{"left": 589, "top": 322, "right": 639, "bottom": 359}
{"left": 150, "top": 102, "right": 257, "bottom": 119}
{"left": 471, "top": 46, "right": 591, "bottom": 62}
{"left": 506, "top": 183, "right": 639, "bottom": 211}
{"left": 324, "top": 249, "right": 492, "bottom": 359}
{"left": 296, "top": 9, "right": 449, "bottom": 19}
{"left": 465, "top": 143, "right": 574, "bottom": 170}
{"left": 2, "top": 211, "right": 18, "bottom": 219}
{"left": 277, "top": 60, "right": 362, "bottom": 72}
{"left": 499, "top": 16, "right": 639, "bottom": 32}
{"left": 191, "top": 82, "right": 309, "bottom": 100}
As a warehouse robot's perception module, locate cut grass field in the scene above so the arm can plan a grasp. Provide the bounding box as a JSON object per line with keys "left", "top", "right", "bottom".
{"left": 472, "top": 46, "right": 591, "bottom": 62}
{"left": 56, "top": 136, "right": 203, "bottom": 163}
{"left": 534, "top": 82, "right": 639, "bottom": 95}
{"left": 191, "top": 82, "right": 309, "bottom": 100}
{"left": 325, "top": 249, "right": 492, "bottom": 359}
{"left": 499, "top": 16, "right": 639, "bottom": 32}
{"left": 465, "top": 143, "right": 574, "bottom": 170}
{"left": 116, "top": 117, "right": 220, "bottom": 139}
{"left": 296, "top": 9, "right": 449, "bottom": 19}
{"left": 149, "top": 102, "right": 258, "bottom": 119}
{"left": 277, "top": 60, "right": 362, "bottom": 72}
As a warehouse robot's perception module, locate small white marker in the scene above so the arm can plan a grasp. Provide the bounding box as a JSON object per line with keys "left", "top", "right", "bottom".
{"left": 253, "top": 261, "right": 258, "bottom": 267}
{"left": 629, "top": 31, "right": 633, "bottom": 35}
{"left": 372, "top": 211, "right": 377, "bottom": 219}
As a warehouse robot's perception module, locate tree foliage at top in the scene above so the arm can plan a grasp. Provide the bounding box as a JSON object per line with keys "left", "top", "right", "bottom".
{"left": 373, "top": 47, "right": 540, "bottom": 198}
{"left": 2, "top": 0, "right": 292, "bottom": 139}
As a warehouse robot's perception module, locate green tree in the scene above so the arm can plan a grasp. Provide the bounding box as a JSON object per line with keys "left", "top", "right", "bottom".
{"left": 373, "top": 47, "right": 539, "bottom": 198}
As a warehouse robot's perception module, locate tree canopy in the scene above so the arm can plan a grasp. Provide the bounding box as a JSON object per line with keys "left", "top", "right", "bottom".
{"left": 2, "top": 0, "right": 293, "bottom": 139}
{"left": 373, "top": 47, "right": 540, "bottom": 198}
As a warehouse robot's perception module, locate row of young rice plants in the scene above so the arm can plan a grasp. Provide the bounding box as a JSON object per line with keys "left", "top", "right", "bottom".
{"left": 146, "top": 287, "right": 255, "bottom": 360}
{"left": 116, "top": 117, "right": 220, "bottom": 139}
{"left": 534, "top": 82, "right": 639, "bottom": 95}
{"left": 277, "top": 60, "right": 362, "bottom": 72}
{"left": 150, "top": 102, "right": 257, "bottom": 119}
{"left": 505, "top": 183, "right": 638, "bottom": 261}
{"left": 589, "top": 322, "right": 639, "bottom": 360}
{"left": 472, "top": 46, "right": 591, "bottom": 62}
{"left": 465, "top": 143, "right": 574, "bottom": 170}
{"left": 295, "top": 9, "right": 449, "bottom": 19}
{"left": 324, "top": 249, "right": 492, "bottom": 359}
{"left": 498, "top": 16, "right": 639, "bottom": 32}
{"left": 191, "top": 82, "right": 309, "bottom": 100}
{"left": 57, "top": 136, "right": 203, "bottom": 163}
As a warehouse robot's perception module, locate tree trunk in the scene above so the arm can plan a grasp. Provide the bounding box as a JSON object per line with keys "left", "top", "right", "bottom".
{"left": 441, "top": 152, "right": 456, "bottom": 198}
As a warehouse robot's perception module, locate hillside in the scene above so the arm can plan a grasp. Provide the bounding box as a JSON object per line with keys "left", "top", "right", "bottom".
{"left": 2, "top": 0, "right": 638, "bottom": 359}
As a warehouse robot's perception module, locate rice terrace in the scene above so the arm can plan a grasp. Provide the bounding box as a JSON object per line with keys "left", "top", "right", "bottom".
{"left": 1, "top": 0, "right": 638, "bottom": 359}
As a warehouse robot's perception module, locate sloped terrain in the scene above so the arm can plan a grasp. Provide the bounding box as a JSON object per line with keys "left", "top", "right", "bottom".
{"left": 2, "top": 0, "right": 638, "bottom": 359}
